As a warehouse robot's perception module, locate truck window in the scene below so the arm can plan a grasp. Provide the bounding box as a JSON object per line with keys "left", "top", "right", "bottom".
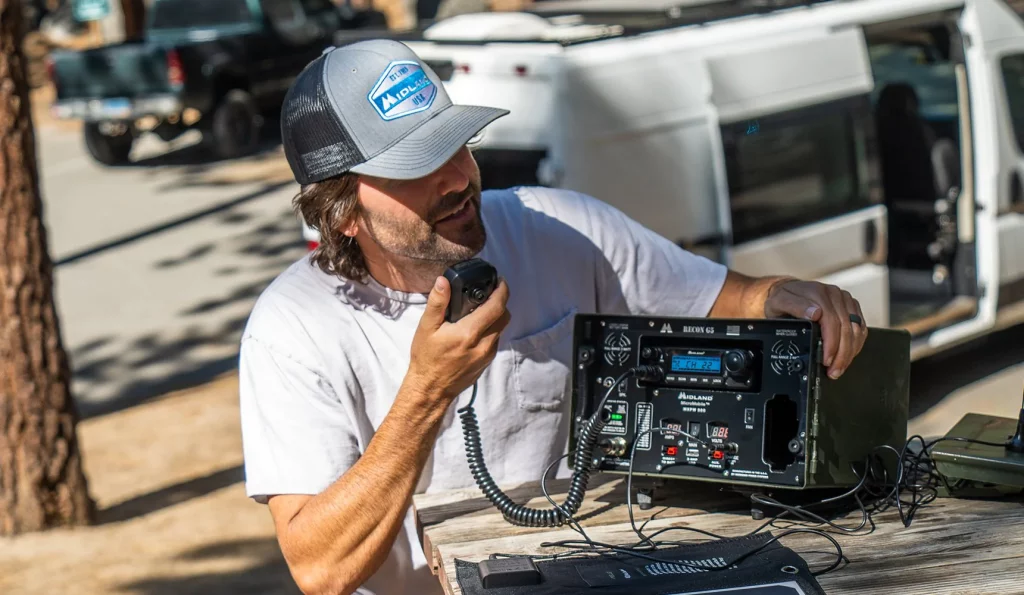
{"left": 297, "top": 0, "right": 341, "bottom": 29}
{"left": 720, "top": 96, "right": 877, "bottom": 245}
{"left": 262, "top": 0, "right": 340, "bottom": 30}
{"left": 262, "top": 0, "right": 302, "bottom": 26}
{"left": 1001, "top": 54, "right": 1024, "bottom": 154}
{"left": 150, "top": 0, "right": 252, "bottom": 29}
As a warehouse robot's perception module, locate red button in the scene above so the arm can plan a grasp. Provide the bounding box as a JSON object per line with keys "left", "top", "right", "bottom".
{"left": 712, "top": 450, "right": 724, "bottom": 460}
{"left": 666, "top": 446, "right": 678, "bottom": 456}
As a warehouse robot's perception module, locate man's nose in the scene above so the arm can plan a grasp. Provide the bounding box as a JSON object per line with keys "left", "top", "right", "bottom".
{"left": 432, "top": 152, "right": 470, "bottom": 196}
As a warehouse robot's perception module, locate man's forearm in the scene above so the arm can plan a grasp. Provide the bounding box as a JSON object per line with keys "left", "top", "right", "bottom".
{"left": 708, "top": 270, "right": 793, "bottom": 319}
{"left": 279, "top": 380, "right": 450, "bottom": 594}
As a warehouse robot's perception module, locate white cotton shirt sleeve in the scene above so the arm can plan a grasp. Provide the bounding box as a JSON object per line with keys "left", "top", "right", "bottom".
{"left": 238, "top": 335, "right": 361, "bottom": 504}
{"left": 518, "top": 187, "right": 728, "bottom": 317}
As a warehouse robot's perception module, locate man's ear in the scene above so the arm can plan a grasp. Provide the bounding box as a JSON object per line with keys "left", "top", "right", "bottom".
{"left": 343, "top": 179, "right": 363, "bottom": 238}
{"left": 342, "top": 217, "right": 359, "bottom": 238}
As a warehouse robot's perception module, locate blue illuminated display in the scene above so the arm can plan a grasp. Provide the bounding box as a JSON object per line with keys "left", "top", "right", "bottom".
{"left": 671, "top": 355, "right": 721, "bottom": 373}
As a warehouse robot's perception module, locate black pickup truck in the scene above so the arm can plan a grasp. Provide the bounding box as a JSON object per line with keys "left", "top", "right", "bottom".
{"left": 48, "top": 0, "right": 386, "bottom": 165}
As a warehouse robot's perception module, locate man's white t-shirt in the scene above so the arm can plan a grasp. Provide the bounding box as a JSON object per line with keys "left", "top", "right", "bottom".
{"left": 238, "top": 186, "right": 728, "bottom": 594}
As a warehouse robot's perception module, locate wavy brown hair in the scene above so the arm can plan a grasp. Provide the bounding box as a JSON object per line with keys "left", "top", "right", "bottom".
{"left": 292, "top": 173, "right": 368, "bottom": 281}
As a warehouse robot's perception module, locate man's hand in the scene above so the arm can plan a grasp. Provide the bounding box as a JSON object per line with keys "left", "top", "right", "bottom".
{"left": 763, "top": 279, "right": 867, "bottom": 379}
{"left": 407, "top": 275, "right": 511, "bottom": 401}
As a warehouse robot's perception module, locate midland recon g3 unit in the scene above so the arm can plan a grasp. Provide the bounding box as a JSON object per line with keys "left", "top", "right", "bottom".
{"left": 449, "top": 256, "right": 913, "bottom": 528}
{"left": 569, "top": 314, "right": 912, "bottom": 491}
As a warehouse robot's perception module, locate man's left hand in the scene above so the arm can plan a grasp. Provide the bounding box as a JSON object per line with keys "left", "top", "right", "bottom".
{"left": 763, "top": 280, "right": 867, "bottom": 379}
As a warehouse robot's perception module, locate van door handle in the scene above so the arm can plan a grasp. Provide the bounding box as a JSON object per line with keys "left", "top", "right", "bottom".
{"left": 863, "top": 220, "right": 878, "bottom": 256}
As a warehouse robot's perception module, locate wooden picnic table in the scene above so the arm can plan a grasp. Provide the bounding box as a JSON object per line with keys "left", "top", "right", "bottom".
{"left": 413, "top": 475, "right": 1024, "bottom": 595}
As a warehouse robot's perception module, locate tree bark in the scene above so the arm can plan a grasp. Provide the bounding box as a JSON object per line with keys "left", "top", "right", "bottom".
{"left": 0, "top": 0, "right": 95, "bottom": 535}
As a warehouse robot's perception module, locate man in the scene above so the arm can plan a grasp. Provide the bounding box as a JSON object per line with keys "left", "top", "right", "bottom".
{"left": 239, "top": 40, "right": 869, "bottom": 595}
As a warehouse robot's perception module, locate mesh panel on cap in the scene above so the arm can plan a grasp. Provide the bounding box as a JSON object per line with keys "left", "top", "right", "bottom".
{"left": 281, "top": 56, "right": 364, "bottom": 185}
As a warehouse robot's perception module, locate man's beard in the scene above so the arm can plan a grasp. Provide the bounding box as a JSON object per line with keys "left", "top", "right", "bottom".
{"left": 360, "top": 179, "right": 487, "bottom": 269}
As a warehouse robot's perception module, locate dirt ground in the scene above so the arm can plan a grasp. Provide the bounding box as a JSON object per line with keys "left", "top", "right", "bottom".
{"left": 0, "top": 374, "right": 301, "bottom": 595}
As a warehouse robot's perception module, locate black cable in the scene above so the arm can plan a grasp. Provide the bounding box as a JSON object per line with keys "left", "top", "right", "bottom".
{"left": 495, "top": 525, "right": 847, "bottom": 577}
{"left": 539, "top": 451, "right": 599, "bottom": 548}
{"left": 600, "top": 424, "right": 842, "bottom": 576}
{"left": 521, "top": 416, "right": 845, "bottom": 576}
{"left": 626, "top": 425, "right": 714, "bottom": 547}
{"left": 472, "top": 370, "right": 1016, "bottom": 574}
{"left": 458, "top": 366, "right": 662, "bottom": 527}
{"left": 863, "top": 431, "right": 1017, "bottom": 528}
{"left": 486, "top": 426, "right": 1011, "bottom": 581}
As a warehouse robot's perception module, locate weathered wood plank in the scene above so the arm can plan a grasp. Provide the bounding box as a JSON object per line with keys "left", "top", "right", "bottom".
{"left": 819, "top": 556, "right": 1024, "bottom": 595}
{"left": 438, "top": 560, "right": 456, "bottom": 595}
{"left": 425, "top": 495, "right": 1024, "bottom": 595}
{"left": 415, "top": 477, "right": 749, "bottom": 573}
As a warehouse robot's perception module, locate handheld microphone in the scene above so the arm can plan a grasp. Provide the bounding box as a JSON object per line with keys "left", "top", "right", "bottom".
{"left": 443, "top": 258, "right": 498, "bottom": 323}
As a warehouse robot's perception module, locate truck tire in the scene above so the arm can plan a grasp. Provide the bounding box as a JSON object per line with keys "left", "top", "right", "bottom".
{"left": 83, "top": 122, "right": 134, "bottom": 166}
{"left": 208, "top": 89, "right": 262, "bottom": 160}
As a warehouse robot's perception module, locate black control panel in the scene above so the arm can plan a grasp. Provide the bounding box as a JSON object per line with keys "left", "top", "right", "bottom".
{"left": 570, "top": 314, "right": 911, "bottom": 491}
{"left": 638, "top": 342, "right": 762, "bottom": 391}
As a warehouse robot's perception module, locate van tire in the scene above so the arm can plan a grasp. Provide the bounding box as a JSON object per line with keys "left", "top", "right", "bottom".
{"left": 83, "top": 122, "right": 133, "bottom": 166}
{"left": 208, "top": 89, "right": 262, "bottom": 159}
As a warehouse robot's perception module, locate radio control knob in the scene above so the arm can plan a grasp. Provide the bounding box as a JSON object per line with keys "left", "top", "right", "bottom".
{"left": 641, "top": 347, "right": 662, "bottom": 361}
{"left": 725, "top": 349, "right": 753, "bottom": 377}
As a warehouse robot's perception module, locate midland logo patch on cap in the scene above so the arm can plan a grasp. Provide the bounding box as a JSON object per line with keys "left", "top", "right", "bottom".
{"left": 367, "top": 60, "right": 437, "bottom": 121}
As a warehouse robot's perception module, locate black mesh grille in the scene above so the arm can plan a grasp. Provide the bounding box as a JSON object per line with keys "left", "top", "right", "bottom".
{"left": 281, "top": 56, "right": 364, "bottom": 185}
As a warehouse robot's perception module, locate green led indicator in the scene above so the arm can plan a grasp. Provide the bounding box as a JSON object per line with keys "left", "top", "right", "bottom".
{"left": 610, "top": 414, "right": 623, "bottom": 421}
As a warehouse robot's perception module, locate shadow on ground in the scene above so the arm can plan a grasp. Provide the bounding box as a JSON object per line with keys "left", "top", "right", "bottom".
{"left": 98, "top": 465, "right": 245, "bottom": 525}
{"left": 62, "top": 165, "right": 306, "bottom": 418}
{"left": 54, "top": 181, "right": 292, "bottom": 268}
{"left": 120, "top": 538, "right": 302, "bottom": 595}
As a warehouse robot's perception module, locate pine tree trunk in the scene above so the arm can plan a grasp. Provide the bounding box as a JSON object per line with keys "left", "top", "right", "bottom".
{"left": 0, "top": 0, "right": 95, "bottom": 535}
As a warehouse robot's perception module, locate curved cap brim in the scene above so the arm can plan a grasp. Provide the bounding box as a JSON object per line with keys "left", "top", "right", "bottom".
{"left": 349, "top": 104, "right": 509, "bottom": 180}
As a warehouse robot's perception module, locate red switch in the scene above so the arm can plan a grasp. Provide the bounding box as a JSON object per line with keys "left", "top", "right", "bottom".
{"left": 665, "top": 446, "right": 678, "bottom": 456}
{"left": 712, "top": 450, "right": 724, "bottom": 460}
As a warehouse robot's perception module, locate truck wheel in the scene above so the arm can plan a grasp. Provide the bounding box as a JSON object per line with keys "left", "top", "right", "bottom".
{"left": 83, "top": 122, "right": 134, "bottom": 166}
{"left": 209, "top": 90, "right": 262, "bottom": 159}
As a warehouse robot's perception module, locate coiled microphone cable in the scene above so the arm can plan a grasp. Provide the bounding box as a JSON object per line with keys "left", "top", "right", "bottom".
{"left": 457, "top": 365, "right": 664, "bottom": 527}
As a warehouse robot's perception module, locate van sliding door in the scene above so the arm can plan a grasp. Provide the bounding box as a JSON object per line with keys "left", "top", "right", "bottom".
{"left": 707, "top": 28, "right": 889, "bottom": 327}
{"left": 963, "top": 0, "right": 1024, "bottom": 333}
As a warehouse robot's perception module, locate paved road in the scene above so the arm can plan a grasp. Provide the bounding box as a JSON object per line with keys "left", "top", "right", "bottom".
{"left": 34, "top": 119, "right": 1023, "bottom": 434}
{"left": 36, "top": 122, "right": 308, "bottom": 417}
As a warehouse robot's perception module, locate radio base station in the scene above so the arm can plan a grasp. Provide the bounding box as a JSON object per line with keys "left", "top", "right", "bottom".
{"left": 569, "top": 314, "right": 912, "bottom": 492}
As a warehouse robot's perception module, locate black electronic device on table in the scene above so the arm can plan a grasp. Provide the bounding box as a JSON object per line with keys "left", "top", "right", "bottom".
{"left": 444, "top": 258, "right": 498, "bottom": 323}
{"left": 929, "top": 386, "right": 1024, "bottom": 497}
{"left": 569, "top": 314, "right": 912, "bottom": 491}
{"left": 459, "top": 533, "right": 829, "bottom": 594}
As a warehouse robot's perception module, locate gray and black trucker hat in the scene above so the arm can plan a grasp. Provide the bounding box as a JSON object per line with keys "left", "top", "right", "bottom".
{"left": 281, "top": 39, "right": 509, "bottom": 185}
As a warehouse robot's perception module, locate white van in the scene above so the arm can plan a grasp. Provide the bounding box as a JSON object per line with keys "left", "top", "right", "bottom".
{"left": 404, "top": 0, "right": 1024, "bottom": 361}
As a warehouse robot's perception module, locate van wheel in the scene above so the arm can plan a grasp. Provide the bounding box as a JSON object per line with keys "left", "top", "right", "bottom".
{"left": 208, "top": 89, "right": 262, "bottom": 159}
{"left": 83, "top": 122, "right": 133, "bottom": 166}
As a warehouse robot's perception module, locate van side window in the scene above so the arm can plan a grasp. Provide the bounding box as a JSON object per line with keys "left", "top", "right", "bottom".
{"left": 1001, "top": 54, "right": 1024, "bottom": 154}
{"left": 720, "top": 96, "right": 878, "bottom": 245}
